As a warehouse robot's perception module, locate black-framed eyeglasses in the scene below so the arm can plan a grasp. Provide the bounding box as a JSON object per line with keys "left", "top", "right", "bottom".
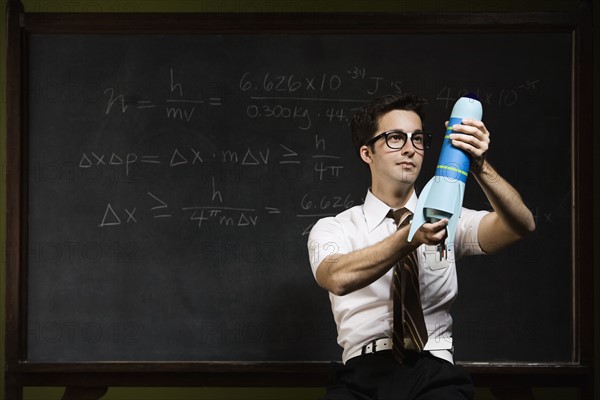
{"left": 365, "top": 130, "right": 432, "bottom": 151}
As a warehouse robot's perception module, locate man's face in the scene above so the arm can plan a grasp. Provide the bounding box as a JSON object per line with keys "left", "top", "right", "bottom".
{"left": 362, "top": 109, "right": 425, "bottom": 187}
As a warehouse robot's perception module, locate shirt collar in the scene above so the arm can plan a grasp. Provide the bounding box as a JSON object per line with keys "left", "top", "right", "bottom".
{"left": 363, "top": 189, "right": 418, "bottom": 232}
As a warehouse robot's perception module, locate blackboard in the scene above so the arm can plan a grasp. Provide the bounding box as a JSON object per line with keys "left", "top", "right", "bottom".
{"left": 25, "top": 32, "right": 572, "bottom": 364}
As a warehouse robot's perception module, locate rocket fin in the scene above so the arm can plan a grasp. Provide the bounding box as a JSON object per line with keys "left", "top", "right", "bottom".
{"left": 445, "top": 183, "right": 464, "bottom": 252}
{"left": 408, "top": 178, "right": 434, "bottom": 242}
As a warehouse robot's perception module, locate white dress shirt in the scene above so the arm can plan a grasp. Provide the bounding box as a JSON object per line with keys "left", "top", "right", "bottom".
{"left": 307, "top": 189, "right": 488, "bottom": 364}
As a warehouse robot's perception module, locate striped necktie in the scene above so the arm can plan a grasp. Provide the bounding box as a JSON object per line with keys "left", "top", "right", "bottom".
{"left": 389, "top": 208, "right": 428, "bottom": 362}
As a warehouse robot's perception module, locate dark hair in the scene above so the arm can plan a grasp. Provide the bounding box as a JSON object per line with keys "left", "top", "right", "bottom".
{"left": 351, "top": 93, "right": 426, "bottom": 154}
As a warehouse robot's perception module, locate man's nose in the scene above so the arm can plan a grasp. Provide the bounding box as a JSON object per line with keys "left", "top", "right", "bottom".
{"left": 401, "top": 139, "right": 416, "bottom": 154}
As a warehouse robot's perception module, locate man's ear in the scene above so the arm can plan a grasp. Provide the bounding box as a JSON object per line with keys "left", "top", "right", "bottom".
{"left": 359, "top": 145, "right": 373, "bottom": 164}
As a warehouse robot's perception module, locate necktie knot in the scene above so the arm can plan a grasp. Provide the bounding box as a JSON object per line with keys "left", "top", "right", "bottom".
{"left": 388, "top": 208, "right": 413, "bottom": 229}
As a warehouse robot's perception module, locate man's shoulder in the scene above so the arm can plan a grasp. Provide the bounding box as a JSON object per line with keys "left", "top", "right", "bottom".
{"left": 311, "top": 204, "right": 365, "bottom": 232}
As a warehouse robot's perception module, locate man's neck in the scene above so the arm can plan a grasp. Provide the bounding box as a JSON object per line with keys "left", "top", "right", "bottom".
{"left": 370, "top": 183, "right": 414, "bottom": 210}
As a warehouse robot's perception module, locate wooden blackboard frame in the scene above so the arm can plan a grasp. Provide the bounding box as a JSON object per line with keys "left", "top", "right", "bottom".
{"left": 4, "top": 0, "right": 594, "bottom": 398}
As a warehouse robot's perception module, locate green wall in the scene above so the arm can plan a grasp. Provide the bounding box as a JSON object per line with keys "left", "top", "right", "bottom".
{"left": 1, "top": 1, "right": 596, "bottom": 399}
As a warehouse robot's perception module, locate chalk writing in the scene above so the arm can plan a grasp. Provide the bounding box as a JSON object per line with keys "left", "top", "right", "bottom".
{"left": 103, "top": 68, "right": 221, "bottom": 122}
{"left": 93, "top": 66, "right": 540, "bottom": 235}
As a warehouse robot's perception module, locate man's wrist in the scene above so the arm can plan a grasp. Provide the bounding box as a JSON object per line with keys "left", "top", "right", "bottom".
{"left": 471, "top": 160, "right": 501, "bottom": 185}
{"left": 471, "top": 158, "right": 488, "bottom": 176}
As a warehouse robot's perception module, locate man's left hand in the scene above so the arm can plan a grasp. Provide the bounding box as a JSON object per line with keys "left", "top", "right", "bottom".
{"left": 446, "top": 119, "right": 490, "bottom": 173}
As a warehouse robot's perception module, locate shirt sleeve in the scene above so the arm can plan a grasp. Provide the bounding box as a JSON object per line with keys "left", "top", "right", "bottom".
{"left": 454, "top": 208, "right": 489, "bottom": 260}
{"left": 307, "top": 217, "right": 349, "bottom": 279}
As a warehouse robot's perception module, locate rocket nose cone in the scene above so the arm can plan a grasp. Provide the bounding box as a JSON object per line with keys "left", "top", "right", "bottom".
{"left": 451, "top": 97, "right": 483, "bottom": 120}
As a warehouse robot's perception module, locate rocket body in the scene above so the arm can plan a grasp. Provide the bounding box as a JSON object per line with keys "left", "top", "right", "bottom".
{"left": 407, "top": 97, "right": 483, "bottom": 251}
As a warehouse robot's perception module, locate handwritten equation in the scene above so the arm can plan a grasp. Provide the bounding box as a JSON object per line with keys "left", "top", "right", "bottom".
{"left": 103, "top": 67, "right": 540, "bottom": 130}
{"left": 93, "top": 65, "right": 540, "bottom": 235}
{"left": 104, "top": 69, "right": 223, "bottom": 122}
{"left": 238, "top": 69, "right": 541, "bottom": 129}
{"left": 98, "top": 188, "right": 359, "bottom": 236}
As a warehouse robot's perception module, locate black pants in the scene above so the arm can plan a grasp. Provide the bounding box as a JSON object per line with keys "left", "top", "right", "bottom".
{"left": 322, "top": 351, "right": 474, "bottom": 400}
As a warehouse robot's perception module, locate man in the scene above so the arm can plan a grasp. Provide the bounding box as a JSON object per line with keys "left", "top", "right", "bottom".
{"left": 307, "top": 94, "right": 535, "bottom": 399}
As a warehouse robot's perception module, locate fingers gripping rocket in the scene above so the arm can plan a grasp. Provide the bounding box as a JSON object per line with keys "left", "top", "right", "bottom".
{"left": 407, "top": 96, "right": 483, "bottom": 257}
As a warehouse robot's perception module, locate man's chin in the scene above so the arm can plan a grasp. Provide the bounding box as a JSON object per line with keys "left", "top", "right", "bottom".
{"left": 398, "top": 171, "right": 419, "bottom": 183}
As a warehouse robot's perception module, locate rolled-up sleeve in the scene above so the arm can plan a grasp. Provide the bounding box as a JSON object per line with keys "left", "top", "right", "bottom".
{"left": 454, "top": 208, "right": 489, "bottom": 259}
{"left": 307, "top": 217, "right": 349, "bottom": 279}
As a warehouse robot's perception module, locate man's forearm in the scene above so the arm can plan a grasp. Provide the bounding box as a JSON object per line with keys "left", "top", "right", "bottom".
{"left": 315, "top": 227, "right": 417, "bottom": 296}
{"left": 471, "top": 160, "right": 536, "bottom": 252}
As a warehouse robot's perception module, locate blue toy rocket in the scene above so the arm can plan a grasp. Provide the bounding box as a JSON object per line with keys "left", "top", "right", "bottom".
{"left": 407, "top": 96, "right": 483, "bottom": 254}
